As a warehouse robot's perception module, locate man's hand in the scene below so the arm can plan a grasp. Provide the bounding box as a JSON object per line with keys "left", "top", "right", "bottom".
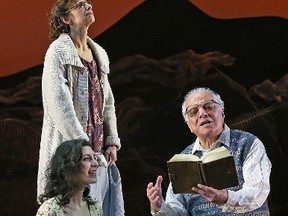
{"left": 192, "top": 184, "right": 228, "bottom": 205}
{"left": 147, "top": 176, "right": 164, "bottom": 212}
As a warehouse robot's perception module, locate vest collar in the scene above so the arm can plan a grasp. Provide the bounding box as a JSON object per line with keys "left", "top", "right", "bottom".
{"left": 192, "top": 124, "right": 231, "bottom": 154}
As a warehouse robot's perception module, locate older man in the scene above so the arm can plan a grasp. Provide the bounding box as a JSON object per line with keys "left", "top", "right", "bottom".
{"left": 147, "top": 87, "right": 271, "bottom": 215}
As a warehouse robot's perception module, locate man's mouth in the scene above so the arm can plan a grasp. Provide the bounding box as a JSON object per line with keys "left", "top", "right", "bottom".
{"left": 200, "top": 120, "right": 211, "bottom": 126}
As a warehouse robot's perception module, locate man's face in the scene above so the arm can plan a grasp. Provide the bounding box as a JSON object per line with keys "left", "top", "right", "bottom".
{"left": 184, "top": 92, "right": 224, "bottom": 141}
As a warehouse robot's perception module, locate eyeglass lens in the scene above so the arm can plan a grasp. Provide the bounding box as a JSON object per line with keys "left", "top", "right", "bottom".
{"left": 186, "top": 100, "right": 216, "bottom": 117}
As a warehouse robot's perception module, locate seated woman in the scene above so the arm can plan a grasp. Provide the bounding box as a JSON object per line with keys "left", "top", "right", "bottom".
{"left": 36, "top": 139, "right": 103, "bottom": 216}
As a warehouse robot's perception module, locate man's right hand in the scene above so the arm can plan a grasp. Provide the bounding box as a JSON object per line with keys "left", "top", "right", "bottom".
{"left": 147, "top": 175, "right": 163, "bottom": 212}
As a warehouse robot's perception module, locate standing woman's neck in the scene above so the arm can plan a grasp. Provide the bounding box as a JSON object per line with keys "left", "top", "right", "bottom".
{"left": 69, "top": 27, "right": 89, "bottom": 51}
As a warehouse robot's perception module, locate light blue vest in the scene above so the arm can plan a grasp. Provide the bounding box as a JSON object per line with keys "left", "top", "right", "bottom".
{"left": 176, "top": 129, "right": 270, "bottom": 216}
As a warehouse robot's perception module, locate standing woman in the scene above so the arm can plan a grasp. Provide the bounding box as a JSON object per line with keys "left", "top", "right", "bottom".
{"left": 37, "top": 0, "right": 124, "bottom": 215}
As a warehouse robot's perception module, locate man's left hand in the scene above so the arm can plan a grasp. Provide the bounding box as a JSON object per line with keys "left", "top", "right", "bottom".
{"left": 192, "top": 184, "right": 228, "bottom": 205}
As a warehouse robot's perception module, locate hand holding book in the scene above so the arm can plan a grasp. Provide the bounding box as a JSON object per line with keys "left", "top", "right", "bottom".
{"left": 192, "top": 183, "right": 229, "bottom": 205}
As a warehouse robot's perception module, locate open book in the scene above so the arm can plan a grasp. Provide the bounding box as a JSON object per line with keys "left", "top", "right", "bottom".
{"left": 167, "top": 146, "right": 239, "bottom": 194}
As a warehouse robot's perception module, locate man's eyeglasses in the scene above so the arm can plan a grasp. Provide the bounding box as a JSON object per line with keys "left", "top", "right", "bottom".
{"left": 185, "top": 100, "right": 221, "bottom": 118}
{"left": 65, "top": 1, "right": 92, "bottom": 14}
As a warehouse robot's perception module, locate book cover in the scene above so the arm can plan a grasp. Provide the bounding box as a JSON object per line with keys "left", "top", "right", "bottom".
{"left": 167, "top": 146, "right": 239, "bottom": 194}
{"left": 199, "top": 156, "right": 239, "bottom": 189}
{"left": 168, "top": 160, "right": 203, "bottom": 194}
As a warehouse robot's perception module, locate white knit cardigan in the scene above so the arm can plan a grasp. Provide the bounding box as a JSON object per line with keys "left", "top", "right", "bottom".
{"left": 37, "top": 34, "right": 121, "bottom": 200}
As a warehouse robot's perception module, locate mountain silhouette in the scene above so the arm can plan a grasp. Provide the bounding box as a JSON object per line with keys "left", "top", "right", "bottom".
{"left": 96, "top": 0, "right": 288, "bottom": 88}
{"left": 249, "top": 73, "right": 288, "bottom": 103}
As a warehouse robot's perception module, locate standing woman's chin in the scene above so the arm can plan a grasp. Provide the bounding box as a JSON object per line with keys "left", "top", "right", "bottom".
{"left": 88, "top": 15, "right": 95, "bottom": 24}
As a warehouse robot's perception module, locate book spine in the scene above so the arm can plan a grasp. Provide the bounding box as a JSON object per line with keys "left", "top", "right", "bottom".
{"left": 198, "top": 162, "right": 206, "bottom": 185}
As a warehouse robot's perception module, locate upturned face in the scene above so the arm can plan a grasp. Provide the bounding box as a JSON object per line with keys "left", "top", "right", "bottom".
{"left": 184, "top": 91, "right": 225, "bottom": 143}
{"left": 65, "top": 0, "right": 95, "bottom": 28}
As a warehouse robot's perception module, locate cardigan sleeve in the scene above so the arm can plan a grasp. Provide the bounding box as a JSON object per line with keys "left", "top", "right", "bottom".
{"left": 102, "top": 74, "right": 121, "bottom": 149}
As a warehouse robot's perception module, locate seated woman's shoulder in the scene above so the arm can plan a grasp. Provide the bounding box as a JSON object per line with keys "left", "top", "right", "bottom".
{"left": 36, "top": 197, "right": 62, "bottom": 216}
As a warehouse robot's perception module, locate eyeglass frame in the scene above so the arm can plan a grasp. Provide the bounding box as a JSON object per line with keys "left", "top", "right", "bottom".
{"left": 185, "top": 99, "right": 222, "bottom": 118}
{"left": 65, "top": 0, "right": 92, "bottom": 14}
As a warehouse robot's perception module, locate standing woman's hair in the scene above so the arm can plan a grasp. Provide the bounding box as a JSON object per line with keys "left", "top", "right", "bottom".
{"left": 38, "top": 139, "right": 95, "bottom": 206}
{"left": 48, "top": 0, "right": 72, "bottom": 40}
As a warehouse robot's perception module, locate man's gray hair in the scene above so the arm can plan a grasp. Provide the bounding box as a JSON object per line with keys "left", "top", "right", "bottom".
{"left": 181, "top": 87, "right": 224, "bottom": 122}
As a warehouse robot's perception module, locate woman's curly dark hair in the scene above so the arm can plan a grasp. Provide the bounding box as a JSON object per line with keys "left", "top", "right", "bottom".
{"left": 38, "top": 139, "right": 96, "bottom": 206}
{"left": 48, "top": 0, "right": 73, "bottom": 40}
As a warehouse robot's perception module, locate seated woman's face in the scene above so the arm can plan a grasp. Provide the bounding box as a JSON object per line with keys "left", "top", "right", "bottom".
{"left": 78, "top": 146, "right": 99, "bottom": 186}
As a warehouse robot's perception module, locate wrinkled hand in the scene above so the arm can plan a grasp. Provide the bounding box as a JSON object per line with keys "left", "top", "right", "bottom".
{"left": 147, "top": 176, "right": 163, "bottom": 212}
{"left": 105, "top": 145, "right": 117, "bottom": 166}
{"left": 192, "top": 184, "right": 228, "bottom": 205}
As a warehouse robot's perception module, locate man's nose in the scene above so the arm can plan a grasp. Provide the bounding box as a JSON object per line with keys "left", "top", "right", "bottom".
{"left": 198, "top": 106, "right": 208, "bottom": 117}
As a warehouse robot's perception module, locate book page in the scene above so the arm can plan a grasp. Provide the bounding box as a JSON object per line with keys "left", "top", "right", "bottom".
{"left": 168, "top": 154, "right": 200, "bottom": 162}
{"left": 201, "top": 146, "right": 231, "bottom": 163}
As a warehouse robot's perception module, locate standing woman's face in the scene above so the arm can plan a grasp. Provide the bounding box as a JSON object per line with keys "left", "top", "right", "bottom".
{"left": 64, "top": 0, "right": 95, "bottom": 29}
